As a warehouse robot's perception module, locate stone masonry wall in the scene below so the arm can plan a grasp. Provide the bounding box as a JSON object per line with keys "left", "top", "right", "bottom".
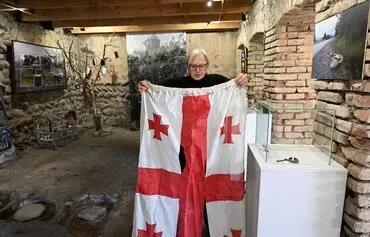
{"left": 247, "top": 41, "right": 265, "bottom": 106}
{"left": 262, "top": 6, "right": 317, "bottom": 144}
{"left": 312, "top": 1, "right": 370, "bottom": 236}
{"left": 0, "top": 13, "right": 132, "bottom": 146}
{"left": 0, "top": 13, "right": 87, "bottom": 146}
{"left": 94, "top": 84, "right": 131, "bottom": 128}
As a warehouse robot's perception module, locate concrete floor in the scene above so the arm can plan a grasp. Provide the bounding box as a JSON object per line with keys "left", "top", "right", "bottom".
{"left": 0, "top": 128, "right": 140, "bottom": 237}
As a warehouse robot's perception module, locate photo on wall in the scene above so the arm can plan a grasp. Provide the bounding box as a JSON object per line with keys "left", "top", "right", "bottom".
{"left": 312, "top": 1, "right": 369, "bottom": 80}
{"left": 126, "top": 32, "right": 187, "bottom": 92}
{"left": 126, "top": 32, "right": 187, "bottom": 125}
{"left": 12, "top": 41, "right": 67, "bottom": 93}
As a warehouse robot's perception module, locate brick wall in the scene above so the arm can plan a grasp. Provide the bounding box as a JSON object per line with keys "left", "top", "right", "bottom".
{"left": 263, "top": 7, "right": 317, "bottom": 144}
{"left": 269, "top": 100, "right": 316, "bottom": 145}
{"left": 313, "top": 1, "right": 370, "bottom": 236}
{"left": 247, "top": 41, "right": 264, "bottom": 105}
{"left": 312, "top": 64, "right": 370, "bottom": 237}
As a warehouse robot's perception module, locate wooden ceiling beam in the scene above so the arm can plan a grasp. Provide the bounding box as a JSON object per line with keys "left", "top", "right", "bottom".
{"left": 0, "top": 2, "right": 28, "bottom": 12}
{"left": 21, "top": 1, "right": 251, "bottom": 21}
{"left": 70, "top": 21, "right": 241, "bottom": 34}
{"left": 15, "top": 0, "right": 232, "bottom": 9}
{"left": 52, "top": 13, "right": 242, "bottom": 28}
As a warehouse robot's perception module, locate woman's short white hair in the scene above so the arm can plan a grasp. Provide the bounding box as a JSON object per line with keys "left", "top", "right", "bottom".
{"left": 187, "top": 48, "right": 209, "bottom": 65}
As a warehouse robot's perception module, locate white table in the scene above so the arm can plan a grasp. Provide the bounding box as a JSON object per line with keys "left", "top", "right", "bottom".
{"left": 246, "top": 144, "right": 348, "bottom": 237}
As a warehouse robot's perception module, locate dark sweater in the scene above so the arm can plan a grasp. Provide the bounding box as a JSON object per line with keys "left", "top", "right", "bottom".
{"left": 159, "top": 74, "right": 229, "bottom": 88}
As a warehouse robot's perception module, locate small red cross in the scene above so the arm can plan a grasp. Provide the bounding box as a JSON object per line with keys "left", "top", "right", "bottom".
{"left": 220, "top": 116, "right": 241, "bottom": 144}
{"left": 148, "top": 113, "right": 169, "bottom": 141}
{"left": 138, "top": 223, "right": 163, "bottom": 237}
{"left": 224, "top": 229, "right": 242, "bottom": 237}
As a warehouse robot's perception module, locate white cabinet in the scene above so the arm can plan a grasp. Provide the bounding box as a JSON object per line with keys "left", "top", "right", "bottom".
{"left": 246, "top": 144, "right": 348, "bottom": 237}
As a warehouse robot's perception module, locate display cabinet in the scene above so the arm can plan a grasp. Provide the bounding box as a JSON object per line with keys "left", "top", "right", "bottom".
{"left": 246, "top": 100, "right": 348, "bottom": 237}
{"left": 255, "top": 100, "right": 336, "bottom": 165}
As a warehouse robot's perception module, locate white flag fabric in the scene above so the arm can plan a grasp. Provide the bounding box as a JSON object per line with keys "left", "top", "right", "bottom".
{"left": 132, "top": 79, "right": 247, "bottom": 237}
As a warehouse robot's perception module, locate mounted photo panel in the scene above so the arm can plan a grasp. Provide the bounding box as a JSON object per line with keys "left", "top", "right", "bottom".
{"left": 312, "top": 1, "right": 370, "bottom": 80}
{"left": 11, "top": 41, "right": 67, "bottom": 93}
{"left": 126, "top": 32, "right": 187, "bottom": 88}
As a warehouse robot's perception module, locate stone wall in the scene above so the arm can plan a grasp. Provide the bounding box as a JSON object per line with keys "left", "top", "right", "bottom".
{"left": 187, "top": 32, "right": 237, "bottom": 78}
{"left": 312, "top": 1, "right": 370, "bottom": 236}
{"left": 94, "top": 84, "right": 131, "bottom": 128}
{"left": 0, "top": 13, "right": 88, "bottom": 146}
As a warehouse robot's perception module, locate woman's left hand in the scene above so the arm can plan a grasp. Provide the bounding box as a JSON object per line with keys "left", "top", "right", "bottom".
{"left": 235, "top": 73, "right": 248, "bottom": 87}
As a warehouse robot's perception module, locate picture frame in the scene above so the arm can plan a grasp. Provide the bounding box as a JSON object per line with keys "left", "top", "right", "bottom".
{"left": 11, "top": 40, "right": 67, "bottom": 93}
{"left": 312, "top": 1, "right": 370, "bottom": 80}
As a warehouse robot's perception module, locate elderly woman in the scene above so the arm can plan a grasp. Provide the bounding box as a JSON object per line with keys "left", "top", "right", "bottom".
{"left": 138, "top": 48, "right": 248, "bottom": 91}
{"left": 137, "top": 48, "right": 248, "bottom": 237}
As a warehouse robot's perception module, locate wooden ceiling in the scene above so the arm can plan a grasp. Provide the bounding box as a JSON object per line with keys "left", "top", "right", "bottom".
{"left": 1, "top": 0, "right": 252, "bottom": 34}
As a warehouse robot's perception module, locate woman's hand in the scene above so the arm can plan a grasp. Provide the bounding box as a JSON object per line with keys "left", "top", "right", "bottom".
{"left": 138, "top": 80, "right": 150, "bottom": 93}
{"left": 235, "top": 73, "right": 248, "bottom": 87}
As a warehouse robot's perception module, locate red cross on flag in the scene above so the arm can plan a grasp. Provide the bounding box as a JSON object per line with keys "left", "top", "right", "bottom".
{"left": 132, "top": 80, "right": 247, "bottom": 237}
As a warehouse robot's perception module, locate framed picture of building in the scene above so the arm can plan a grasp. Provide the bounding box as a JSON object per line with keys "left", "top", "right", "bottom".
{"left": 126, "top": 32, "right": 187, "bottom": 92}
{"left": 11, "top": 41, "right": 67, "bottom": 93}
{"left": 126, "top": 32, "right": 187, "bottom": 127}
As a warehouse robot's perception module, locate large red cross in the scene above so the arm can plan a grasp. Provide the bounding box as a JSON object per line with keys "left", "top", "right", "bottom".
{"left": 220, "top": 116, "right": 241, "bottom": 144}
{"left": 137, "top": 95, "right": 245, "bottom": 237}
{"left": 148, "top": 113, "right": 169, "bottom": 141}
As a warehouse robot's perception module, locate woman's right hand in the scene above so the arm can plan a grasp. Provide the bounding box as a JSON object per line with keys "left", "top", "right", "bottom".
{"left": 138, "top": 80, "right": 150, "bottom": 93}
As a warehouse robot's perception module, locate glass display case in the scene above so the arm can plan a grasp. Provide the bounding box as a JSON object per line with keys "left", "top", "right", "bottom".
{"left": 255, "top": 100, "right": 336, "bottom": 166}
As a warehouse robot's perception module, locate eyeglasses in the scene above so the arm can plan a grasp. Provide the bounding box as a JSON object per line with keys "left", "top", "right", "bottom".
{"left": 188, "top": 64, "right": 208, "bottom": 71}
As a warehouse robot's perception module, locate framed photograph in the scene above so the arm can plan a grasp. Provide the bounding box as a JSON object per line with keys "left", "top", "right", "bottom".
{"left": 312, "top": 1, "right": 370, "bottom": 80}
{"left": 126, "top": 32, "right": 186, "bottom": 125}
{"left": 11, "top": 41, "right": 67, "bottom": 93}
{"left": 126, "top": 32, "right": 187, "bottom": 89}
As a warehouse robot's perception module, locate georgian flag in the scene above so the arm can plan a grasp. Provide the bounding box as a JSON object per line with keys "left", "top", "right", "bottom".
{"left": 132, "top": 80, "right": 247, "bottom": 237}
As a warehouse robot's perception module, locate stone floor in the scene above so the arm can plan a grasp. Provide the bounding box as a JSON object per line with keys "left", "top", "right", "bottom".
{"left": 0, "top": 128, "right": 140, "bottom": 237}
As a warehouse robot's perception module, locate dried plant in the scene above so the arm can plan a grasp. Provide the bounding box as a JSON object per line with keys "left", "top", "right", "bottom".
{"left": 56, "top": 33, "right": 116, "bottom": 131}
